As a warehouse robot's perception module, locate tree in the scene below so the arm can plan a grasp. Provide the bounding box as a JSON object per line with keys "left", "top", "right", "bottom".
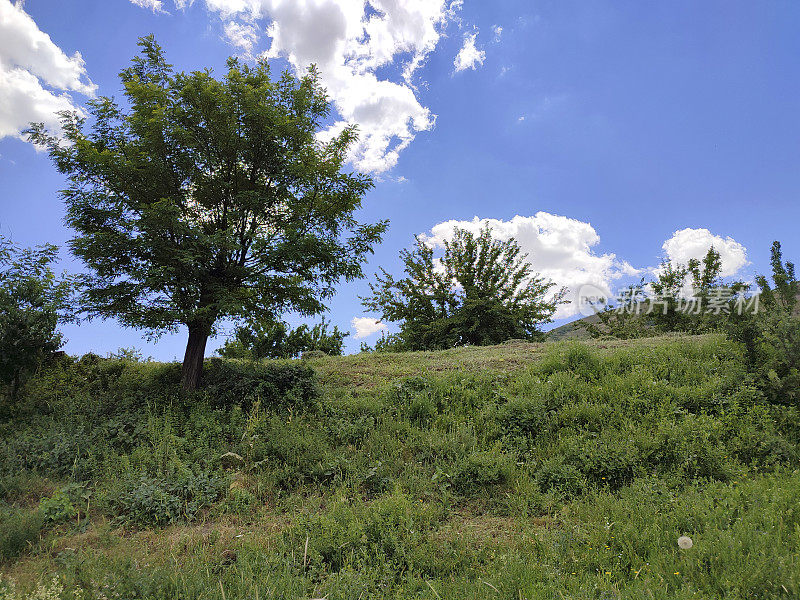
{"left": 219, "top": 317, "right": 348, "bottom": 360}
{"left": 582, "top": 247, "right": 728, "bottom": 339}
{"left": 28, "top": 36, "right": 386, "bottom": 389}
{"left": 363, "top": 226, "right": 565, "bottom": 350}
{"left": 725, "top": 241, "right": 799, "bottom": 405}
{"left": 581, "top": 281, "right": 652, "bottom": 339}
{"left": 0, "top": 237, "right": 73, "bottom": 401}
{"left": 650, "top": 246, "right": 724, "bottom": 334}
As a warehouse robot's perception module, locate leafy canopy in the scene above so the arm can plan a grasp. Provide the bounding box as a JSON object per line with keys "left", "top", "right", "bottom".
{"left": 218, "top": 317, "right": 348, "bottom": 360}
{"left": 28, "top": 36, "right": 385, "bottom": 387}
{"left": 583, "top": 246, "right": 730, "bottom": 339}
{"left": 363, "top": 226, "right": 565, "bottom": 350}
{"left": 0, "top": 237, "right": 74, "bottom": 400}
{"left": 725, "top": 241, "right": 799, "bottom": 405}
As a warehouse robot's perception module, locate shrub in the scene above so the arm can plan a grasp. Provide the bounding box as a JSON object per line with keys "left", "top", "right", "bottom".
{"left": 201, "top": 358, "right": 319, "bottom": 412}
{"left": 0, "top": 509, "right": 43, "bottom": 562}
{"left": 497, "top": 396, "right": 549, "bottom": 439}
{"left": 534, "top": 456, "right": 587, "bottom": 498}
{"left": 291, "top": 491, "right": 440, "bottom": 574}
{"left": 452, "top": 449, "right": 513, "bottom": 493}
{"left": 113, "top": 471, "right": 223, "bottom": 527}
{"left": 38, "top": 489, "right": 77, "bottom": 524}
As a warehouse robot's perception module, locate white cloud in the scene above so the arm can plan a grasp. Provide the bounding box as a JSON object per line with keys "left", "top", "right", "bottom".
{"left": 662, "top": 228, "right": 749, "bottom": 277}
{"left": 131, "top": 0, "right": 463, "bottom": 173}
{"left": 453, "top": 31, "right": 485, "bottom": 72}
{"left": 0, "top": 0, "right": 95, "bottom": 140}
{"left": 422, "top": 213, "right": 632, "bottom": 318}
{"left": 223, "top": 20, "right": 258, "bottom": 53}
{"left": 492, "top": 24, "right": 502, "bottom": 42}
{"left": 129, "top": 0, "right": 165, "bottom": 12}
{"left": 351, "top": 316, "right": 388, "bottom": 339}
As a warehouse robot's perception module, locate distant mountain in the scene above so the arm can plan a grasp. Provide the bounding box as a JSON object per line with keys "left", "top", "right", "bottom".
{"left": 547, "top": 313, "right": 597, "bottom": 341}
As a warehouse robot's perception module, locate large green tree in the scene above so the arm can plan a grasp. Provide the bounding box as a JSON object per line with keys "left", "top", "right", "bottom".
{"left": 0, "top": 237, "right": 74, "bottom": 401}
{"left": 29, "top": 37, "right": 386, "bottom": 389}
{"left": 363, "top": 226, "right": 565, "bottom": 350}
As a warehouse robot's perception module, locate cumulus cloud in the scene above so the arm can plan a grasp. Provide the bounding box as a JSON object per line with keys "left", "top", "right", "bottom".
{"left": 453, "top": 31, "right": 485, "bottom": 72}
{"left": 132, "top": 0, "right": 462, "bottom": 173}
{"left": 422, "top": 213, "right": 634, "bottom": 318}
{"left": 0, "top": 0, "right": 96, "bottom": 140}
{"left": 661, "top": 228, "right": 749, "bottom": 277}
{"left": 351, "top": 316, "right": 388, "bottom": 339}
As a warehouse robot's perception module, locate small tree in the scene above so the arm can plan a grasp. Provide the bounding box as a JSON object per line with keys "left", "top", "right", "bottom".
{"left": 581, "top": 281, "right": 652, "bottom": 339}
{"left": 0, "top": 237, "right": 73, "bottom": 401}
{"left": 363, "top": 226, "right": 565, "bottom": 350}
{"left": 219, "top": 317, "right": 348, "bottom": 360}
{"left": 29, "top": 37, "right": 385, "bottom": 389}
{"left": 582, "top": 248, "right": 728, "bottom": 339}
{"left": 726, "top": 241, "right": 799, "bottom": 405}
{"left": 650, "top": 246, "right": 724, "bottom": 334}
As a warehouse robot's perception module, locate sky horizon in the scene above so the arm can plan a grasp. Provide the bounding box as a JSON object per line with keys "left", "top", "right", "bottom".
{"left": 1, "top": 0, "right": 799, "bottom": 360}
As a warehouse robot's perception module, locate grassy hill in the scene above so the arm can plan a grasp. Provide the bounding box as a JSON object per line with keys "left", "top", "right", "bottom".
{"left": 1, "top": 335, "right": 799, "bottom": 599}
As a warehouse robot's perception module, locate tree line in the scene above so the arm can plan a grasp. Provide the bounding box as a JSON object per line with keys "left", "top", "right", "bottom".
{"left": 2, "top": 36, "right": 798, "bottom": 404}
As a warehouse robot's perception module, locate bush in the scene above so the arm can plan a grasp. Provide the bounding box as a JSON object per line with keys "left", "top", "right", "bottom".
{"left": 534, "top": 456, "right": 587, "bottom": 498}
{"left": 0, "top": 509, "right": 43, "bottom": 562}
{"left": 291, "top": 491, "right": 440, "bottom": 574}
{"left": 452, "top": 449, "right": 513, "bottom": 493}
{"left": 112, "top": 471, "right": 223, "bottom": 527}
{"left": 201, "top": 358, "right": 319, "bottom": 412}
{"left": 497, "top": 396, "right": 549, "bottom": 439}
{"left": 38, "top": 489, "right": 77, "bottom": 524}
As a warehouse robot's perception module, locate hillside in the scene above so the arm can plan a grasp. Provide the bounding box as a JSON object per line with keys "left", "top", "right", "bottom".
{"left": 1, "top": 335, "right": 799, "bottom": 599}
{"left": 547, "top": 292, "right": 800, "bottom": 342}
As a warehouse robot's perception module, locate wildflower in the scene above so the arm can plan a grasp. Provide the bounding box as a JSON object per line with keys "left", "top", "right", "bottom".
{"left": 677, "top": 536, "right": 693, "bottom": 550}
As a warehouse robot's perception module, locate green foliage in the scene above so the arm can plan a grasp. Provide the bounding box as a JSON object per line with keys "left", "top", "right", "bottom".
{"left": 451, "top": 448, "right": 513, "bottom": 493}
{"left": 583, "top": 247, "right": 743, "bottom": 339}
{"left": 1, "top": 335, "right": 799, "bottom": 598}
{"left": 113, "top": 472, "right": 223, "bottom": 527}
{"left": 0, "top": 509, "right": 43, "bottom": 562}
{"left": 0, "top": 237, "right": 73, "bottom": 403}
{"left": 363, "top": 225, "right": 565, "bottom": 350}
{"left": 38, "top": 489, "right": 76, "bottom": 524}
{"left": 201, "top": 358, "right": 319, "bottom": 412}
{"left": 290, "top": 490, "right": 441, "bottom": 575}
{"left": 0, "top": 576, "right": 63, "bottom": 600}
{"left": 0, "top": 356, "right": 318, "bottom": 483}
{"left": 580, "top": 282, "right": 654, "bottom": 339}
{"left": 219, "top": 317, "right": 348, "bottom": 359}
{"left": 28, "top": 36, "right": 385, "bottom": 388}
{"left": 726, "top": 241, "right": 800, "bottom": 405}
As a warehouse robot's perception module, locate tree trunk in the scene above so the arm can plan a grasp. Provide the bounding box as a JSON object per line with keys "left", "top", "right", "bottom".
{"left": 182, "top": 321, "right": 211, "bottom": 390}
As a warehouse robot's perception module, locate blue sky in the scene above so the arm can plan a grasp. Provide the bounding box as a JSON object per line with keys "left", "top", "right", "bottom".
{"left": 1, "top": 0, "right": 798, "bottom": 359}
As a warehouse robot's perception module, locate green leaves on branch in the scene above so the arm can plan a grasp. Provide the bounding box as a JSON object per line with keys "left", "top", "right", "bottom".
{"left": 0, "top": 237, "right": 74, "bottom": 401}
{"left": 26, "top": 35, "right": 385, "bottom": 387}
{"left": 219, "top": 317, "right": 348, "bottom": 360}
{"left": 362, "top": 225, "right": 566, "bottom": 350}
{"left": 725, "top": 241, "right": 800, "bottom": 406}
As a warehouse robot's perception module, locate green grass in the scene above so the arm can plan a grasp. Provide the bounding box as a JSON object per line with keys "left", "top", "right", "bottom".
{"left": 1, "top": 334, "right": 798, "bottom": 599}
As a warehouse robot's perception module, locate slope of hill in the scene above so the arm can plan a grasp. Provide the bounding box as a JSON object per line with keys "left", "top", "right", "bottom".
{"left": 546, "top": 314, "right": 597, "bottom": 340}
{"left": 1, "top": 335, "right": 798, "bottom": 599}
{"left": 547, "top": 292, "right": 800, "bottom": 341}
